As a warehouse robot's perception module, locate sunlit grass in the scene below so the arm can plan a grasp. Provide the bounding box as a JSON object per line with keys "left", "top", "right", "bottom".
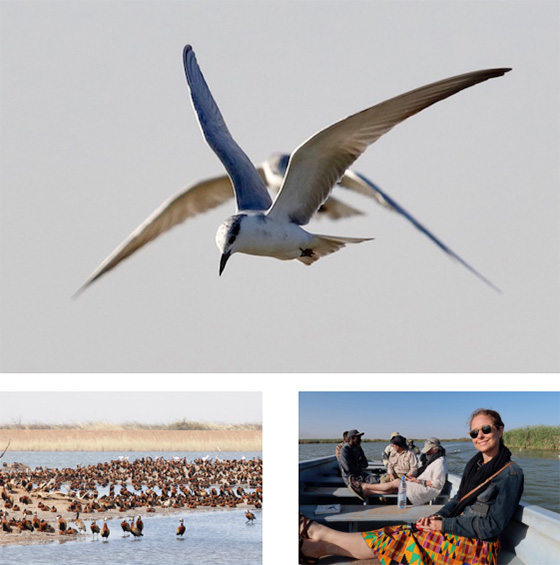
{"left": 0, "top": 422, "right": 261, "bottom": 451}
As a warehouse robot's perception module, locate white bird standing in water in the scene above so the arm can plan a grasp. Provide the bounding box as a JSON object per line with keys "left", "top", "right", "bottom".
{"left": 77, "top": 46, "right": 509, "bottom": 293}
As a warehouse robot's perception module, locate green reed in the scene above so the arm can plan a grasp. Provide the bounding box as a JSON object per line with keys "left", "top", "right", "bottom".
{"left": 504, "top": 425, "right": 560, "bottom": 450}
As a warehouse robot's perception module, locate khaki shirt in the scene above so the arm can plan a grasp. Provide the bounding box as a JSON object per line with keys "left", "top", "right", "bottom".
{"left": 387, "top": 448, "right": 418, "bottom": 478}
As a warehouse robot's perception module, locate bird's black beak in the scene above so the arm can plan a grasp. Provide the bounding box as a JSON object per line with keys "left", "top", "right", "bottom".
{"left": 219, "top": 251, "right": 231, "bottom": 276}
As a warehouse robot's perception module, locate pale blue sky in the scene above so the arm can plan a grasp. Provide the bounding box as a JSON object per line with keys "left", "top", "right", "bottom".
{"left": 1, "top": 1, "right": 558, "bottom": 372}
{"left": 299, "top": 391, "right": 560, "bottom": 439}
{"left": 0, "top": 391, "right": 262, "bottom": 426}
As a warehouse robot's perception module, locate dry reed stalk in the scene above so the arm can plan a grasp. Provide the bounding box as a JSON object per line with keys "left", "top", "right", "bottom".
{"left": 0, "top": 428, "right": 261, "bottom": 452}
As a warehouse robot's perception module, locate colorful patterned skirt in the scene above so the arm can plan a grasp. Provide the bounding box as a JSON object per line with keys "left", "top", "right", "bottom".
{"left": 362, "top": 524, "right": 501, "bottom": 565}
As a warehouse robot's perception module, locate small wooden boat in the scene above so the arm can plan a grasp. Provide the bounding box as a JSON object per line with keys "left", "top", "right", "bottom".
{"left": 300, "top": 456, "right": 560, "bottom": 564}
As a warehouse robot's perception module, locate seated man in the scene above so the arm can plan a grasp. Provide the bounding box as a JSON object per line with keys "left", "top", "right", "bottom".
{"left": 381, "top": 431, "right": 400, "bottom": 468}
{"left": 338, "top": 429, "right": 379, "bottom": 486}
{"left": 408, "top": 439, "right": 420, "bottom": 456}
{"left": 348, "top": 437, "right": 448, "bottom": 505}
{"left": 381, "top": 434, "right": 418, "bottom": 482}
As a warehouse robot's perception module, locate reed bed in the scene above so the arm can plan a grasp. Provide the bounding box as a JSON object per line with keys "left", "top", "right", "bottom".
{"left": 503, "top": 425, "right": 560, "bottom": 450}
{"left": 0, "top": 428, "right": 261, "bottom": 452}
{"left": 2, "top": 420, "right": 261, "bottom": 431}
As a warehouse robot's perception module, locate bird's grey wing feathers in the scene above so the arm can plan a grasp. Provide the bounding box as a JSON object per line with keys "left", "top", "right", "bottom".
{"left": 268, "top": 68, "right": 510, "bottom": 225}
{"left": 75, "top": 174, "right": 235, "bottom": 295}
{"left": 183, "top": 45, "right": 272, "bottom": 212}
{"left": 261, "top": 153, "right": 363, "bottom": 219}
{"left": 316, "top": 196, "right": 364, "bottom": 220}
{"left": 338, "top": 169, "right": 395, "bottom": 211}
{"left": 344, "top": 170, "right": 501, "bottom": 292}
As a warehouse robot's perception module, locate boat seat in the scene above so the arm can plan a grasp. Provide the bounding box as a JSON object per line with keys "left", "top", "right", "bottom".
{"left": 300, "top": 504, "right": 444, "bottom": 532}
{"left": 301, "top": 486, "right": 396, "bottom": 499}
{"left": 301, "top": 485, "right": 448, "bottom": 506}
{"left": 302, "top": 479, "right": 348, "bottom": 487}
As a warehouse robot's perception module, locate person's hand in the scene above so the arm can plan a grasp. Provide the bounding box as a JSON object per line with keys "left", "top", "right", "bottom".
{"left": 416, "top": 516, "right": 443, "bottom": 531}
{"left": 406, "top": 475, "right": 418, "bottom": 483}
{"left": 416, "top": 516, "right": 431, "bottom": 528}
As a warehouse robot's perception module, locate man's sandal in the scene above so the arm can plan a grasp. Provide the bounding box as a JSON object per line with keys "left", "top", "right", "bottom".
{"left": 348, "top": 476, "right": 366, "bottom": 501}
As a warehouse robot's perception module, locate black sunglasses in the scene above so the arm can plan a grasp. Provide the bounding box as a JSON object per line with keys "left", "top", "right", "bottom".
{"left": 469, "top": 424, "right": 494, "bottom": 439}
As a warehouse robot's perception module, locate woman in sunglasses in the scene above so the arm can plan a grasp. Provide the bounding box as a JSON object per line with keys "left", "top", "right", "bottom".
{"left": 299, "top": 408, "right": 524, "bottom": 564}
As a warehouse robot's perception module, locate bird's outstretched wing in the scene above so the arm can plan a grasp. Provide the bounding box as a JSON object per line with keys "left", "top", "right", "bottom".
{"left": 341, "top": 170, "right": 502, "bottom": 292}
{"left": 183, "top": 45, "right": 272, "bottom": 212}
{"left": 75, "top": 160, "right": 367, "bottom": 295}
{"left": 74, "top": 175, "right": 235, "bottom": 295}
{"left": 263, "top": 153, "right": 364, "bottom": 220}
{"left": 267, "top": 68, "right": 511, "bottom": 226}
{"left": 75, "top": 158, "right": 376, "bottom": 295}
{"left": 336, "top": 168, "right": 396, "bottom": 211}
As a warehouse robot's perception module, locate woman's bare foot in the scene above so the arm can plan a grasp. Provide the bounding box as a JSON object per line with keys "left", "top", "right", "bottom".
{"left": 300, "top": 538, "right": 329, "bottom": 562}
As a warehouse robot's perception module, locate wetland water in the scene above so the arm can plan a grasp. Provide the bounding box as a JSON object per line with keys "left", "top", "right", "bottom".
{"left": 0, "top": 451, "right": 262, "bottom": 564}
{"left": 299, "top": 441, "right": 559, "bottom": 513}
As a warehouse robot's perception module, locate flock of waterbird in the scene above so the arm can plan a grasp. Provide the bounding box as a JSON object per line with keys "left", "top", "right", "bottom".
{"left": 2, "top": 508, "right": 257, "bottom": 541}
{"left": 2, "top": 509, "right": 256, "bottom": 540}
{"left": 1, "top": 456, "right": 261, "bottom": 542}
{"left": 77, "top": 45, "right": 510, "bottom": 295}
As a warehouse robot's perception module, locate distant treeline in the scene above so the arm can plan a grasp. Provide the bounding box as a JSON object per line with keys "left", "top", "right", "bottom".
{"left": 297, "top": 438, "right": 456, "bottom": 444}
{"left": 300, "top": 425, "right": 560, "bottom": 450}
{"left": 1, "top": 419, "right": 262, "bottom": 431}
{"left": 504, "top": 425, "right": 559, "bottom": 450}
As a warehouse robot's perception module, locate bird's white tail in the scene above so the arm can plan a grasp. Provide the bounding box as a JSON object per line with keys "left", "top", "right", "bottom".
{"left": 298, "top": 234, "right": 373, "bottom": 265}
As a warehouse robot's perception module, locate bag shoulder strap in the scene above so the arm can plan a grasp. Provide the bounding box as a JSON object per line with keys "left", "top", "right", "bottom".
{"left": 458, "top": 461, "right": 514, "bottom": 503}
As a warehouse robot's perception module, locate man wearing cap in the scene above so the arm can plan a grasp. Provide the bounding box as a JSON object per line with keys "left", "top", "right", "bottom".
{"left": 348, "top": 437, "right": 448, "bottom": 505}
{"left": 382, "top": 434, "right": 418, "bottom": 483}
{"left": 404, "top": 437, "right": 448, "bottom": 505}
{"left": 338, "top": 429, "right": 379, "bottom": 487}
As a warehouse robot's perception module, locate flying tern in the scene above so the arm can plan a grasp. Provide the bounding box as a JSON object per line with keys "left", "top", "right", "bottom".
{"left": 77, "top": 46, "right": 509, "bottom": 294}
{"left": 76, "top": 154, "right": 383, "bottom": 295}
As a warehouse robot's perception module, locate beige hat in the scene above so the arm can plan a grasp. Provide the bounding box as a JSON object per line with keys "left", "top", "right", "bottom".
{"left": 421, "top": 437, "right": 441, "bottom": 454}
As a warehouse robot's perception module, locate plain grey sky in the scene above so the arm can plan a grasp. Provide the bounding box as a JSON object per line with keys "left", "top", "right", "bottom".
{"left": 0, "top": 391, "right": 262, "bottom": 425}
{"left": 1, "top": 0, "right": 558, "bottom": 372}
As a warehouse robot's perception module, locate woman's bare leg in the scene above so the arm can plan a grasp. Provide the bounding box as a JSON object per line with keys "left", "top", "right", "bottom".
{"left": 301, "top": 537, "right": 376, "bottom": 561}
{"left": 359, "top": 478, "right": 399, "bottom": 496}
{"left": 303, "top": 520, "right": 377, "bottom": 560}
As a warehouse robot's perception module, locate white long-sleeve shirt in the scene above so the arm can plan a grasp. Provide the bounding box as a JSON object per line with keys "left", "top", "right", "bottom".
{"left": 406, "top": 456, "right": 448, "bottom": 506}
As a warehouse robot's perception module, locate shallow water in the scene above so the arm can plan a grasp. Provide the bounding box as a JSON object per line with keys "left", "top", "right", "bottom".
{"left": 0, "top": 508, "right": 262, "bottom": 564}
{"left": 299, "top": 441, "right": 559, "bottom": 513}
{"left": 0, "top": 451, "right": 262, "bottom": 564}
